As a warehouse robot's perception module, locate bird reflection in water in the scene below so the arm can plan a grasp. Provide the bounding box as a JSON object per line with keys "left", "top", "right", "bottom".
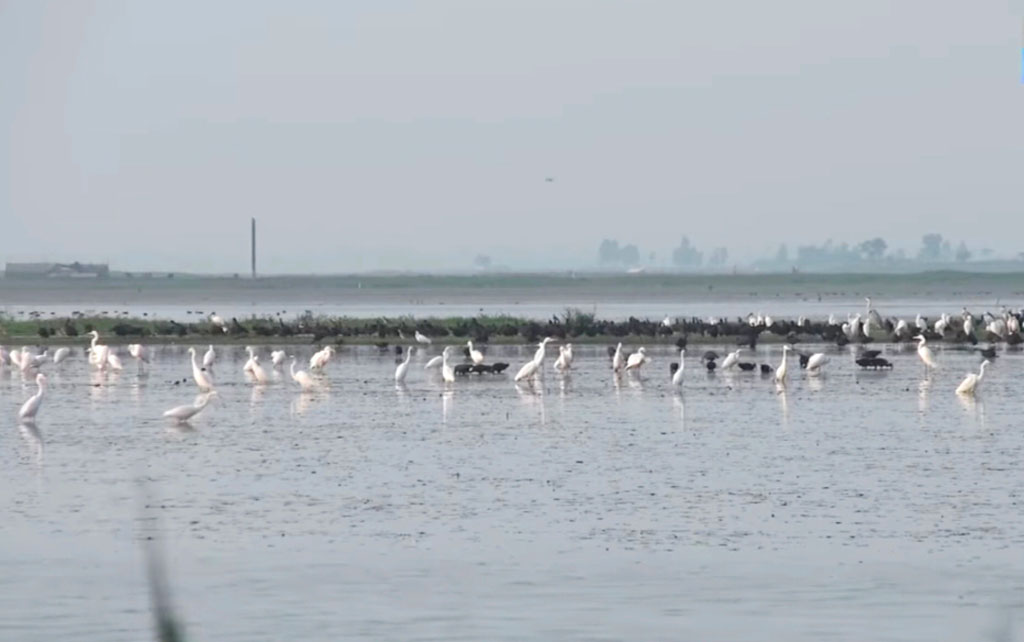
{"left": 441, "top": 389, "right": 454, "bottom": 424}
{"left": 777, "top": 385, "right": 790, "bottom": 428}
{"left": 18, "top": 420, "right": 43, "bottom": 465}
{"left": 918, "top": 378, "right": 931, "bottom": 414}
{"left": 671, "top": 392, "right": 685, "bottom": 426}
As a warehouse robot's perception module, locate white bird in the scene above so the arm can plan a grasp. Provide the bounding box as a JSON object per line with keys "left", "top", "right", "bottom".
{"left": 955, "top": 359, "right": 989, "bottom": 396}
{"left": 188, "top": 347, "right": 214, "bottom": 391}
{"left": 28, "top": 349, "right": 49, "bottom": 369}
{"left": 163, "top": 391, "right": 217, "bottom": 423}
{"left": 271, "top": 350, "right": 287, "bottom": 367}
{"left": 915, "top": 314, "right": 927, "bottom": 332}
{"left": 395, "top": 347, "right": 413, "bottom": 384}
{"left": 662, "top": 315, "right": 673, "bottom": 328}
{"left": 209, "top": 313, "right": 228, "bottom": 333}
{"left": 963, "top": 314, "right": 975, "bottom": 339}
{"left": 8, "top": 347, "right": 23, "bottom": 370}
{"left": 289, "top": 357, "right": 315, "bottom": 390}
{"left": 441, "top": 347, "right": 455, "bottom": 383}
{"left": 894, "top": 319, "right": 910, "bottom": 339}
{"left": 515, "top": 339, "right": 551, "bottom": 383}
{"left": 106, "top": 350, "right": 123, "bottom": 371}
{"left": 553, "top": 343, "right": 573, "bottom": 371}
{"left": 18, "top": 373, "right": 47, "bottom": 421}
{"left": 202, "top": 345, "right": 216, "bottom": 369}
{"left": 721, "top": 349, "right": 742, "bottom": 370}
{"left": 914, "top": 335, "right": 938, "bottom": 370}
{"left": 805, "top": 352, "right": 828, "bottom": 374}
{"left": 611, "top": 342, "right": 625, "bottom": 372}
{"left": 775, "top": 346, "right": 790, "bottom": 385}
{"left": 533, "top": 337, "right": 554, "bottom": 364}
{"left": 128, "top": 343, "right": 149, "bottom": 364}
{"left": 671, "top": 348, "right": 685, "bottom": 386}
{"left": 243, "top": 346, "right": 256, "bottom": 373}
{"left": 250, "top": 355, "right": 270, "bottom": 384}
{"left": 467, "top": 341, "right": 484, "bottom": 365}
{"left": 415, "top": 331, "right": 432, "bottom": 345}
{"left": 625, "top": 347, "right": 649, "bottom": 371}
{"left": 87, "top": 330, "right": 109, "bottom": 369}
{"left": 424, "top": 355, "right": 443, "bottom": 370}
{"left": 310, "top": 345, "right": 335, "bottom": 371}
{"left": 52, "top": 347, "right": 71, "bottom": 365}
{"left": 934, "top": 313, "right": 950, "bottom": 336}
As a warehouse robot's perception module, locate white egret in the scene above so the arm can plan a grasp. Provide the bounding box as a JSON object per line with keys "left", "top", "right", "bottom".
{"left": 721, "top": 349, "right": 742, "bottom": 370}
{"left": 662, "top": 315, "right": 673, "bottom": 328}
{"left": 515, "top": 339, "right": 550, "bottom": 383}
{"left": 163, "top": 391, "right": 217, "bottom": 423}
{"left": 805, "top": 353, "right": 828, "bottom": 374}
{"left": 553, "top": 343, "right": 573, "bottom": 371}
{"left": 128, "top": 344, "right": 150, "bottom": 364}
{"left": 671, "top": 348, "right": 685, "bottom": 387}
{"left": 209, "top": 313, "right": 228, "bottom": 333}
{"left": 243, "top": 346, "right": 256, "bottom": 373}
{"left": 915, "top": 314, "right": 927, "bottom": 332}
{"left": 775, "top": 346, "right": 790, "bottom": 385}
{"left": 188, "top": 347, "right": 214, "bottom": 391}
{"left": 424, "top": 355, "right": 443, "bottom": 370}
{"left": 52, "top": 347, "right": 70, "bottom": 365}
{"left": 395, "top": 347, "right": 413, "bottom": 384}
{"left": 106, "top": 350, "right": 123, "bottom": 371}
{"left": 612, "top": 343, "right": 624, "bottom": 372}
{"left": 28, "top": 350, "right": 49, "bottom": 369}
{"left": 963, "top": 314, "right": 975, "bottom": 339}
{"left": 625, "top": 347, "right": 649, "bottom": 371}
{"left": 467, "top": 341, "right": 484, "bottom": 365}
{"left": 415, "top": 331, "right": 432, "bottom": 345}
{"left": 914, "top": 335, "right": 938, "bottom": 371}
{"left": 955, "top": 360, "right": 989, "bottom": 396}
{"left": 289, "top": 357, "right": 315, "bottom": 390}
{"left": 18, "top": 373, "right": 46, "bottom": 421}
{"left": 250, "top": 355, "right": 270, "bottom": 384}
{"left": 894, "top": 319, "right": 910, "bottom": 339}
{"left": 310, "top": 345, "right": 335, "bottom": 371}
{"left": 8, "top": 347, "right": 23, "bottom": 369}
{"left": 87, "top": 330, "right": 111, "bottom": 370}
{"left": 202, "top": 345, "right": 216, "bottom": 369}
{"left": 441, "top": 347, "right": 456, "bottom": 383}
{"left": 271, "top": 350, "right": 287, "bottom": 367}
{"left": 533, "top": 337, "right": 554, "bottom": 364}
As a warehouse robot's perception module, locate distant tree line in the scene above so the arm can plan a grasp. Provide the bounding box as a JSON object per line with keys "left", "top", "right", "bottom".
{"left": 764, "top": 233, "right": 986, "bottom": 268}
{"left": 597, "top": 236, "right": 728, "bottom": 269}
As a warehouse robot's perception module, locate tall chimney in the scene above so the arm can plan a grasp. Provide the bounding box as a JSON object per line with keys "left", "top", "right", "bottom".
{"left": 251, "top": 217, "right": 256, "bottom": 278}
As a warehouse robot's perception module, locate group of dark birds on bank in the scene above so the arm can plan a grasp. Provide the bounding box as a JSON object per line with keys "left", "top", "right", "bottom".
{"left": 30, "top": 303, "right": 1024, "bottom": 356}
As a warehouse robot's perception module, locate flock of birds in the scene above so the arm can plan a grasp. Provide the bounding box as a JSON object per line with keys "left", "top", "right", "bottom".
{"left": 3, "top": 299, "right": 1001, "bottom": 428}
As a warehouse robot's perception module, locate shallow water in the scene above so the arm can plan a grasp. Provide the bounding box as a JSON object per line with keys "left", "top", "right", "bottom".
{"left": 1, "top": 342, "right": 1022, "bottom": 641}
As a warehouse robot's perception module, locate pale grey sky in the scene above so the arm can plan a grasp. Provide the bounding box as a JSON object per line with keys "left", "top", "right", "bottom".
{"left": 1, "top": 0, "right": 1021, "bottom": 272}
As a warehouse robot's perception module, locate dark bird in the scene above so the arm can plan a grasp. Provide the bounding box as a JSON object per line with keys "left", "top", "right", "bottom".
{"left": 737, "top": 362, "right": 756, "bottom": 371}
{"left": 669, "top": 362, "right": 680, "bottom": 376}
{"left": 856, "top": 357, "right": 893, "bottom": 369}
{"left": 858, "top": 349, "right": 882, "bottom": 359}
{"left": 979, "top": 346, "right": 997, "bottom": 359}
{"left": 759, "top": 364, "right": 773, "bottom": 374}
{"left": 702, "top": 350, "right": 719, "bottom": 361}
{"left": 491, "top": 362, "right": 510, "bottom": 374}
{"left": 705, "top": 360, "right": 717, "bottom": 372}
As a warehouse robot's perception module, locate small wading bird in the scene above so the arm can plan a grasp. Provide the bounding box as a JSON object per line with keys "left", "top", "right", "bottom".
{"left": 671, "top": 348, "right": 685, "bottom": 387}
{"left": 415, "top": 331, "right": 432, "bottom": 345}
{"left": 611, "top": 343, "right": 624, "bottom": 373}
{"left": 805, "top": 352, "right": 828, "bottom": 375}
{"left": 18, "top": 373, "right": 47, "bottom": 421}
{"left": 625, "top": 347, "right": 650, "bottom": 373}
{"left": 467, "top": 341, "right": 484, "bottom": 365}
{"left": 395, "top": 347, "right": 413, "bottom": 384}
{"left": 202, "top": 345, "right": 216, "bottom": 370}
{"left": 52, "top": 346, "right": 70, "bottom": 365}
{"left": 271, "top": 350, "right": 287, "bottom": 368}
{"left": 163, "top": 391, "right": 217, "bottom": 424}
{"left": 188, "top": 347, "right": 214, "bottom": 391}
{"left": 441, "top": 346, "right": 456, "bottom": 384}
{"left": 88, "top": 330, "right": 110, "bottom": 370}
{"left": 290, "top": 357, "right": 316, "bottom": 390}
{"left": 955, "top": 359, "right": 989, "bottom": 396}
{"left": 424, "top": 354, "right": 443, "bottom": 370}
{"left": 515, "top": 338, "right": 553, "bottom": 383}
{"left": 250, "top": 355, "right": 270, "bottom": 384}
{"left": 775, "top": 346, "right": 790, "bottom": 385}
{"left": 553, "top": 343, "right": 573, "bottom": 372}
{"left": 209, "top": 313, "right": 228, "bottom": 333}
{"left": 914, "top": 335, "right": 938, "bottom": 372}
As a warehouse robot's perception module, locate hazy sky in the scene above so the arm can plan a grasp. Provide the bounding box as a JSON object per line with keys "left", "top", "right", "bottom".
{"left": 1, "top": 0, "right": 1021, "bottom": 273}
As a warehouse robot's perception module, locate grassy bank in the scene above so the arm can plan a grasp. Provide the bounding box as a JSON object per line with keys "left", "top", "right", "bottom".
{"left": 0, "top": 312, "right": 797, "bottom": 347}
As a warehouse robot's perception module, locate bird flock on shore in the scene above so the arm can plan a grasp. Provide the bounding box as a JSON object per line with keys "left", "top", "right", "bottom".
{"left": 3, "top": 297, "right": 1008, "bottom": 428}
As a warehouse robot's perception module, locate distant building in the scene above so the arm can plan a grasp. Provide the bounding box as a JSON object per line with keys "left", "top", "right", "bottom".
{"left": 5, "top": 262, "right": 110, "bottom": 278}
